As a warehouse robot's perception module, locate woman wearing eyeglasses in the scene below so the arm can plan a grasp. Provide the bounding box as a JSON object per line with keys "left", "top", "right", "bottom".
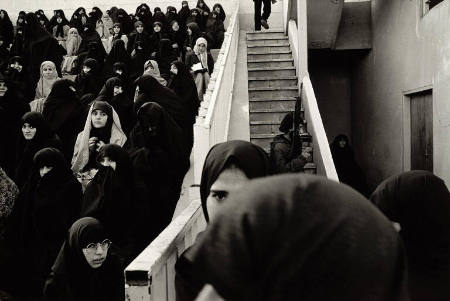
{"left": 43, "top": 217, "right": 124, "bottom": 301}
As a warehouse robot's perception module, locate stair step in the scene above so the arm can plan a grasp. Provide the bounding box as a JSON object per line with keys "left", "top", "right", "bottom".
{"left": 250, "top": 109, "right": 294, "bottom": 122}
{"left": 250, "top": 123, "right": 282, "bottom": 135}
{"left": 249, "top": 88, "right": 298, "bottom": 99}
{"left": 248, "top": 76, "right": 297, "bottom": 88}
{"left": 250, "top": 99, "right": 296, "bottom": 110}
{"left": 248, "top": 86, "right": 298, "bottom": 91}
{"left": 251, "top": 120, "right": 282, "bottom": 125}
{"left": 247, "top": 39, "right": 289, "bottom": 47}
{"left": 248, "top": 58, "right": 294, "bottom": 63}
{"left": 247, "top": 46, "right": 291, "bottom": 54}
{"left": 250, "top": 108, "right": 294, "bottom": 113}
{"left": 247, "top": 29, "right": 285, "bottom": 33}
{"left": 249, "top": 96, "right": 298, "bottom": 102}
{"left": 247, "top": 52, "right": 293, "bottom": 60}
{"left": 247, "top": 35, "right": 288, "bottom": 41}
{"left": 247, "top": 43, "right": 289, "bottom": 48}
{"left": 248, "top": 66, "right": 296, "bottom": 77}
{"left": 251, "top": 133, "right": 278, "bottom": 139}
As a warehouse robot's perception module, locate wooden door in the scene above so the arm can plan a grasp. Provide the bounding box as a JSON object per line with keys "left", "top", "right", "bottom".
{"left": 410, "top": 91, "right": 433, "bottom": 171}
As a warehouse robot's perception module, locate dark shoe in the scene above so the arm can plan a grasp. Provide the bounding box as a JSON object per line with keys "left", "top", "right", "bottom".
{"left": 261, "top": 19, "right": 269, "bottom": 29}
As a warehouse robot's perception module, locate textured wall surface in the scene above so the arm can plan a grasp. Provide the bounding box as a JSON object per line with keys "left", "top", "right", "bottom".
{"left": 351, "top": 0, "right": 450, "bottom": 189}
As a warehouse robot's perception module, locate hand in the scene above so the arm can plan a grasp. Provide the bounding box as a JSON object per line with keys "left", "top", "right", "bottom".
{"left": 151, "top": 52, "right": 156, "bottom": 57}
{"left": 172, "top": 43, "right": 178, "bottom": 48}
{"left": 96, "top": 140, "right": 106, "bottom": 152}
{"left": 88, "top": 137, "right": 98, "bottom": 151}
{"left": 301, "top": 151, "right": 312, "bottom": 162}
{"left": 186, "top": 47, "right": 192, "bottom": 52}
{"left": 204, "top": 12, "right": 209, "bottom": 16}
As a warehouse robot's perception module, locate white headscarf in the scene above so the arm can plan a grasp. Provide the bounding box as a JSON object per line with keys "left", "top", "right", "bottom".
{"left": 194, "top": 37, "right": 208, "bottom": 72}
{"left": 66, "top": 28, "right": 82, "bottom": 56}
{"left": 143, "top": 60, "right": 167, "bottom": 86}
{"left": 71, "top": 102, "right": 127, "bottom": 172}
{"left": 35, "top": 61, "right": 60, "bottom": 99}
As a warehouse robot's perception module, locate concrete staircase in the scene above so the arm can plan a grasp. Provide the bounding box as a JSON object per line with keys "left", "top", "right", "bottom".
{"left": 246, "top": 29, "right": 316, "bottom": 173}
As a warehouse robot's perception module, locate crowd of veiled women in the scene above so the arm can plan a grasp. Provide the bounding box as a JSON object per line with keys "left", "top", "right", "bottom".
{"left": 0, "top": 2, "right": 227, "bottom": 300}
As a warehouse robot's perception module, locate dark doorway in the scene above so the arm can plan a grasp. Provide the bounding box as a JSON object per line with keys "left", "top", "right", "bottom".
{"left": 410, "top": 90, "right": 433, "bottom": 171}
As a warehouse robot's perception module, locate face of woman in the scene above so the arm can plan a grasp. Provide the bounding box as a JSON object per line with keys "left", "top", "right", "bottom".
{"left": 0, "top": 81, "right": 7, "bottom": 97}
{"left": 42, "top": 65, "right": 55, "bottom": 79}
{"left": 215, "top": 7, "right": 221, "bottom": 14}
{"left": 57, "top": 17, "right": 62, "bottom": 24}
{"left": 113, "top": 85, "right": 123, "bottom": 96}
{"left": 154, "top": 25, "right": 161, "bottom": 32}
{"left": 198, "top": 43, "right": 206, "bottom": 53}
{"left": 192, "top": 11, "right": 198, "bottom": 16}
{"left": 82, "top": 240, "right": 110, "bottom": 268}
{"left": 22, "top": 123, "right": 37, "bottom": 140}
{"left": 113, "top": 26, "right": 120, "bottom": 34}
{"left": 71, "top": 31, "right": 78, "bottom": 38}
{"left": 82, "top": 65, "right": 91, "bottom": 74}
{"left": 99, "top": 156, "right": 117, "bottom": 170}
{"left": 39, "top": 166, "right": 53, "bottom": 177}
{"left": 0, "top": 11, "right": 5, "bottom": 19}
{"left": 172, "top": 22, "right": 179, "bottom": 31}
{"left": 170, "top": 64, "right": 178, "bottom": 75}
{"left": 91, "top": 109, "right": 108, "bottom": 128}
{"left": 206, "top": 167, "right": 249, "bottom": 222}
{"left": 187, "top": 28, "right": 192, "bottom": 35}
{"left": 136, "top": 25, "right": 144, "bottom": 33}
{"left": 339, "top": 139, "right": 346, "bottom": 148}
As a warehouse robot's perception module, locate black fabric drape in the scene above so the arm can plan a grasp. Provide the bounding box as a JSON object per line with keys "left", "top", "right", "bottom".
{"left": 42, "top": 79, "right": 86, "bottom": 160}
{"left": 188, "top": 174, "right": 409, "bottom": 301}
{"left": 371, "top": 170, "right": 450, "bottom": 301}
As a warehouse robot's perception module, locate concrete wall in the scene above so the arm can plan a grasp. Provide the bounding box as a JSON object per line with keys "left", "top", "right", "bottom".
{"left": 351, "top": 0, "right": 450, "bottom": 189}
{"left": 309, "top": 50, "right": 352, "bottom": 144}
{"left": 4, "top": 0, "right": 236, "bottom": 25}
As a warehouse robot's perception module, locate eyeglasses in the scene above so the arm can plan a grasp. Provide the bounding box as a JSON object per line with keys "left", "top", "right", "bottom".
{"left": 84, "top": 239, "right": 112, "bottom": 254}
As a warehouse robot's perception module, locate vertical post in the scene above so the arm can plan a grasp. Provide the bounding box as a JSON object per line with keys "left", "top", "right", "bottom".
{"left": 297, "top": 0, "right": 308, "bottom": 80}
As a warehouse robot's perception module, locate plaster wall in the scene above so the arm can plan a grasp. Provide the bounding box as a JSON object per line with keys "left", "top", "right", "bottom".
{"left": 4, "top": 0, "right": 236, "bottom": 25}
{"left": 309, "top": 51, "right": 352, "bottom": 144}
{"left": 351, "top": 0, "right": 450, "bottom": 189}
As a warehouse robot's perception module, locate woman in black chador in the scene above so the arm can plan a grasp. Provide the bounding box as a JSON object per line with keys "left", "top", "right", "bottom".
{"left": 104, "top": 39, "right": 131, "bottom": 78}
{"left": 135, "top": 74, "right": 195, "bottom": 152}
{"left": 330, "top": 134, "right": 368, "bottom": 196}
{"left": 74, "top": 58, "right": 105, "bottom": 101}
{"left": 3, "top": 148, "right": 81, "bottom": 299}
{"left": 128, "top": 102, "right": 189, "bottom": 246}
{"left": 23, "top": 13, "right": 64, "bottom": 86}
{"left": 81, "top": 145, "right": 136, "bottom": 262}
{"left": 0, "top": 10, "right": 14, "bottom": 47}
{"left": 175, "top": 140, "right": 271, "bottom": 301}
{"left": 42, "top": 79, "right": 86, "bottom": 160}
{"left": 371, "top": 170, "right": 450, "bottom": 301}
{"left": 168, "top": 60, "right": 200, "bottom": 126}
{"left": 96, "top": 77, "right": 135, "bottom": 135}
{"left": 14, "top": 112, "right": 62, "bottom": 189}
{"left": 43, "top": 217, "right": 125, "bottom": 301}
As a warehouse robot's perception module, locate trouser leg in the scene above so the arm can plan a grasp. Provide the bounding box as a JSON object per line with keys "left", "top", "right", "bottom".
{"left": 262, "top": 0, "right": 272, "bottom": 20}
{"left": 254, "top": 0, "right": 263, "bottom": 30}
{"left": 195, "top": 73, "right": 204, "bottom": 101}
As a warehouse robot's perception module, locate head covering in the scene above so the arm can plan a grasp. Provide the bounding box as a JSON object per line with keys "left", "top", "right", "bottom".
{"left": 143, "top": 60, "right": 167, "bottom": 86}
{"left": 35, "top": 61, "right": 60, "bottom": 99}
{"left": 43, "top": 79, "right": 83, "bottom": 131}
{"left": 191, "top": 174, "right": 409, "bottom": 300}
{"left": 194, "top": 37, "right": 209, "bottom": 71}
{"left": 370, "top": 170, "right": 450, "bottom": 300}
{"left": 106, "top": 38, "right": 130, "bottom": 66}
{"left": 200, "top": 140, "right": 271, "bottom": 222}
{"left": 134, "top": 74, "right": 191, "bottom": 128}
{"left": 71, "top": 101, "right": 126, "bottom": 172}
{"left": 279, "top": 112, "right": 294, "bottom": 133}
{"left": 212, "top": 3, "right": 226, "bottom": 22}
{"left": 50, "top": 217, "right": 109, "bottom": 292}
{"left": 66, "top": 28, "right": 82, "bottom": 56}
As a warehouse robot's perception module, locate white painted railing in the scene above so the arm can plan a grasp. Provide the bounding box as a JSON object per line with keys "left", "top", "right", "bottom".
{"left": 125, "top": 2, "right": 240, "bottom": 299}
{"left": 125, "top": 198, "right": 206, "bottom": 301}
{"left": 193, "top": 1, "right": 240, "bottom": 183}
{"left": 285, "top": 1, "right": 339, "bottom": 181}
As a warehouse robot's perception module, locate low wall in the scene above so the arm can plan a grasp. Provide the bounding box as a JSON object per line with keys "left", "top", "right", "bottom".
{"left": 193, "top": 2, "right": 240, "bottom": 183}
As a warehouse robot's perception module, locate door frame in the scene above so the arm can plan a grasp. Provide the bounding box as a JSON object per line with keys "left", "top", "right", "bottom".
{"left": 402, "top": 85, "right": 434, "bottom": 172}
